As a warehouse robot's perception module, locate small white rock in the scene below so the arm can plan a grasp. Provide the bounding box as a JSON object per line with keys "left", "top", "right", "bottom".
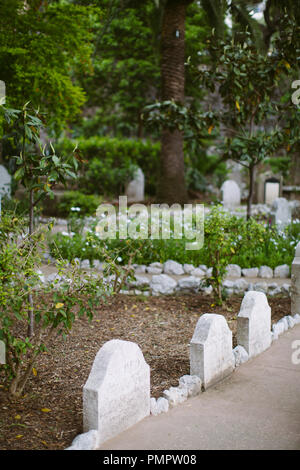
{"left": 286, "top": 315, "right": 295, "bottom": 329}
{"left": 198, "top": 265, "right": 207, "bottom": 272}
{"left": 242, "top": 267, "right": 259, "bottom": 278}
{"left": 156, "top": 397, "right": 169, "bottom": 414}
{"left": 233, "top": 345, "right": 249, "bottom": 367}
{"left": 163, "top": 387, "right": 188, "bottom": 407}
{"left": 147, "top": 265, "right": 163, "bottom": 274}
{"left": 66, "top": 430, "right": 100, "bottom": 450}
{"left": 277, "top": 317, "right": 289, "bottom": 332}
{"left": 178, "top": 375, "right": 202, "bottom": 397}
{"left": 134, "top": 264, "right": 147, "bottom": 274}
{"left": 293, "top": 314, "right": 300, "bottom": 324}
{"left": 81, "top": 259, "right": 90, "bottom": 269}
{"left": 226, "top": 264, "right": 241, "bottom": 277}
{"left": 206, "top": 267, "right": 213, "bottom": 277}
{"left": 177, "top": 276, "right": 201, "bottom": 291}
{"left": 150, "top": 274, "right": 177, "bottom": 295}
{"left": 258, "top": 266, "right": 273, "bottom": 279}
{"left": 274, "top": 264, "right": 290, "bottom": 278}
{"left": 190, "top": 268, "right": 206, "bottom": 277}
{"left": 272, "top": 321, "right": 285, "bottom": 337}
{"left": 253, "top": 282, "right": 268, "bottom": 293}
{"left": 163, "top": 260, "right": 184, "bottom": 276}
{"left": 183, "top": 263, "right": 195, "bottom": 274}
{"left": 150, "top": 397, "right": 158, "bottom": 416}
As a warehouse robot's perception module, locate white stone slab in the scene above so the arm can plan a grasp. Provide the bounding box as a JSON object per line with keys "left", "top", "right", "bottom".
{"left": 125, "top": 167, "right": 144, "bottom": 202}
{"left": 0, "top": 165, "right": 11, "bottom": 198}
{"left": 291, "top": 257, "right": 300, "bottom": 316}
{"left": 83, "top": 339, "right": 150, "bottom": 445}
{"left": 0, "top": 340, "right": 5, "bottom": 364}
{"left": 221, "top": 180, "right": 241, "bottom": 208}
{"left": 190, "top": 314, "right": 235, "bottom": 390}
{"left": 237, "top": 291, "right": 271, "bottom": 358}
{"left": 271, "top": 197, "right": 291, "bottom": 230}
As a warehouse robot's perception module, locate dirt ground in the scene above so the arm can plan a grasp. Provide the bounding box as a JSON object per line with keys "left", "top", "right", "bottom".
{"left": 0, "top": 293, "right": 290, "bottom": 450}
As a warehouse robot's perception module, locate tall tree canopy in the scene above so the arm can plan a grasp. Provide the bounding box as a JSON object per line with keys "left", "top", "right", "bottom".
{"left": 0, "top": 0, "right": 100, "bottom": 132}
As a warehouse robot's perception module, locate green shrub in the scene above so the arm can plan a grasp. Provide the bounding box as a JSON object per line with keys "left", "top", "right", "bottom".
{"left": 56, "top": 136, "right": 160, "bottom": 196}
{"left": 49, "top": 207, "right": 300, "bottom": 276}
{"left": 57, "top": 191, "right": 103, "bottom": 217}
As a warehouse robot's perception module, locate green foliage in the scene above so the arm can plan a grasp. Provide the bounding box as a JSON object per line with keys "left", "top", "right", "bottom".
{"left": 49, "top": 206, "right": 300, "bottom": 299}
{"left": 57, "top": 191, "right": 103, "bottom": 218}
{"left": 58, "top": 136, "right": 160, "bottom": 196}
{"left": 0, "top": 0, "right": 99, "bottom": 132}
{"left": 1, "top": 103, "right": 80, "bottom": 232}
{"left": 0, "top": 213, "right": 105, "bottom": 396}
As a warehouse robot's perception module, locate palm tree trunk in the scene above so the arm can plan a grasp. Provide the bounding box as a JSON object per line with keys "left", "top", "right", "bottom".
{"left": 158, "top": 0, "right": 192, "bottom": 204}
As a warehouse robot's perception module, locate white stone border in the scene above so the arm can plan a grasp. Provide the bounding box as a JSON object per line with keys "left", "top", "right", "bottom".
{"left": 65, "top": 248, "right": 300, "bottom": 450}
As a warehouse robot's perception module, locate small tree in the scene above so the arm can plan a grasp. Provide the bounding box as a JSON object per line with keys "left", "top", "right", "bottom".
{"left": 0, "top": 104, "right": 131, "bottom": 397}
{"left": 2, "top": 102, "right": 80, "bottom": 336}
{"left": 199, "top": 25, "right": 299, "bottom": 218}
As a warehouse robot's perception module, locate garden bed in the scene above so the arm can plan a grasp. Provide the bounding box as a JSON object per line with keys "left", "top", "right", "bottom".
{"left": 0, "top": 293, "right": 290, "bottom": 450}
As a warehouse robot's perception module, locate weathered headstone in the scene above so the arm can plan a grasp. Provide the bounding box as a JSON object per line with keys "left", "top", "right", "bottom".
{"left": 190, "top": 314, "right": 235, "bottom": 390}
{"left": 291, "top": 242, "right": 300, "bottom": 316}
{"left": 83, "top": 340, "right": 150, "bottom": 445}
{"left": 0, "top": 340, "right": 5, "bottom": 364}
{"left": 0, "top": 80, "right": 5, "bottom": 105}
{"left": 255, "top": 171, "right": 282, "bottom": 204}
{"left": 237, "top": 291, "right": 271, "bottom": 358}
{"left": 0, "top": 165, "right": 11, "bottom": 198}
{"left": 221, "top": 180, "right": 241, "bottom": 208}
{"left": 271, "top": 197, "right": 291, "bottom": 231}
{"left": 125, "top": 167, "right": 144, "bottom": 202}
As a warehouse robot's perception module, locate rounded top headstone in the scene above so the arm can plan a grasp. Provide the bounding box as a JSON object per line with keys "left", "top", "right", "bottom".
{"left": 220, "top": 179, "right": 241, "bottom": 208}
{"left": 295, "top": 241, "right": 300, "bottom": 258}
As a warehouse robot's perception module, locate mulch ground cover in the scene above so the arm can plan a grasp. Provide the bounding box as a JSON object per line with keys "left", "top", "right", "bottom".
{"left": 0, "top": 293, "right": 290, "bottom": 450}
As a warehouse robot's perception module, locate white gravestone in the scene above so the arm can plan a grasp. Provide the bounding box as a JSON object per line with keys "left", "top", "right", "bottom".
{"left": 0, "top": 165, "right": 11, "bottom": 198}
{"left": 0, "top": 340, "right": 5, "bottom": 364}
{"left": 291, "top": 242, "right": 300, "bottom": 316}
{"left": 221, "top": 180, "right": 241, "bottom": 208}
{"left": 271, "top": 197, "right": 291, "bottom": 231}
{"left": 83, "top": 339, "right": 150, "bottom": 446}
{"left": 237, "top": 291, "right": 271, "bottom": 358}
{"left": 190, "top": 314, "right": 235, "bottom": 390}
{"left": 265, "top": 181, "right": 280, "bottom": 205}
{"left": 125, "top": 167, "right": 145, "bottom": 202}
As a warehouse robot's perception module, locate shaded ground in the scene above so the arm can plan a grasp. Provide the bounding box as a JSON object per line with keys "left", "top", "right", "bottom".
{"left": 0, "top": 293, "right": 290, "bottom": 450}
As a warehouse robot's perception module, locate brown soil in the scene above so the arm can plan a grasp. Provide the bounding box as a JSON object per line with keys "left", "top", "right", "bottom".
{"left": 0, "top": 293, "right": 290, "bottom": 450}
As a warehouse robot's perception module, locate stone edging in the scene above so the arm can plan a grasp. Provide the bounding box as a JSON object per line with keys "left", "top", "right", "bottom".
{"left": 150, "top": 312, "right": 300, "bottom": 416}
{"left": 65, "top": 308, "right": 300, "bottom": 450}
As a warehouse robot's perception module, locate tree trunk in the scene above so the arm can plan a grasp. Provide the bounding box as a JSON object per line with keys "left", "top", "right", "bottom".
{"left": 158, "top": 0, "right": 191, "bottom": 204}
{"left": 247, "top": 164, "right": 255, "bottom": 220}
{"left": 27, "top": 189, "right": 35, "bottom": 337}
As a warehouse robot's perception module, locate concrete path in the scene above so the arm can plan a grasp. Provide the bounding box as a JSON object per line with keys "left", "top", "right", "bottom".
{"left": 99, "top": 325, "right": 300, "bottom": 450}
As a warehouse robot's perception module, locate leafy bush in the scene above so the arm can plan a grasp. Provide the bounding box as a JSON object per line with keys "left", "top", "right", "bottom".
{"left": 0, "top": 214, "right": 105, "bottom": 397}
{"left": 57, "top": 136, "right": 160, "bottom": 196}
{"left": 57, "top": 191, "right": 103, "bottom": 217}
{"left": 49, "top": 206, "right": 300, "bottom": 275}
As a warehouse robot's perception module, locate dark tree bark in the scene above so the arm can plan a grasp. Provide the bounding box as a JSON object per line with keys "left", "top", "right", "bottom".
{"left": 157, "top": 0, "right": 193, "bottom": 204}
